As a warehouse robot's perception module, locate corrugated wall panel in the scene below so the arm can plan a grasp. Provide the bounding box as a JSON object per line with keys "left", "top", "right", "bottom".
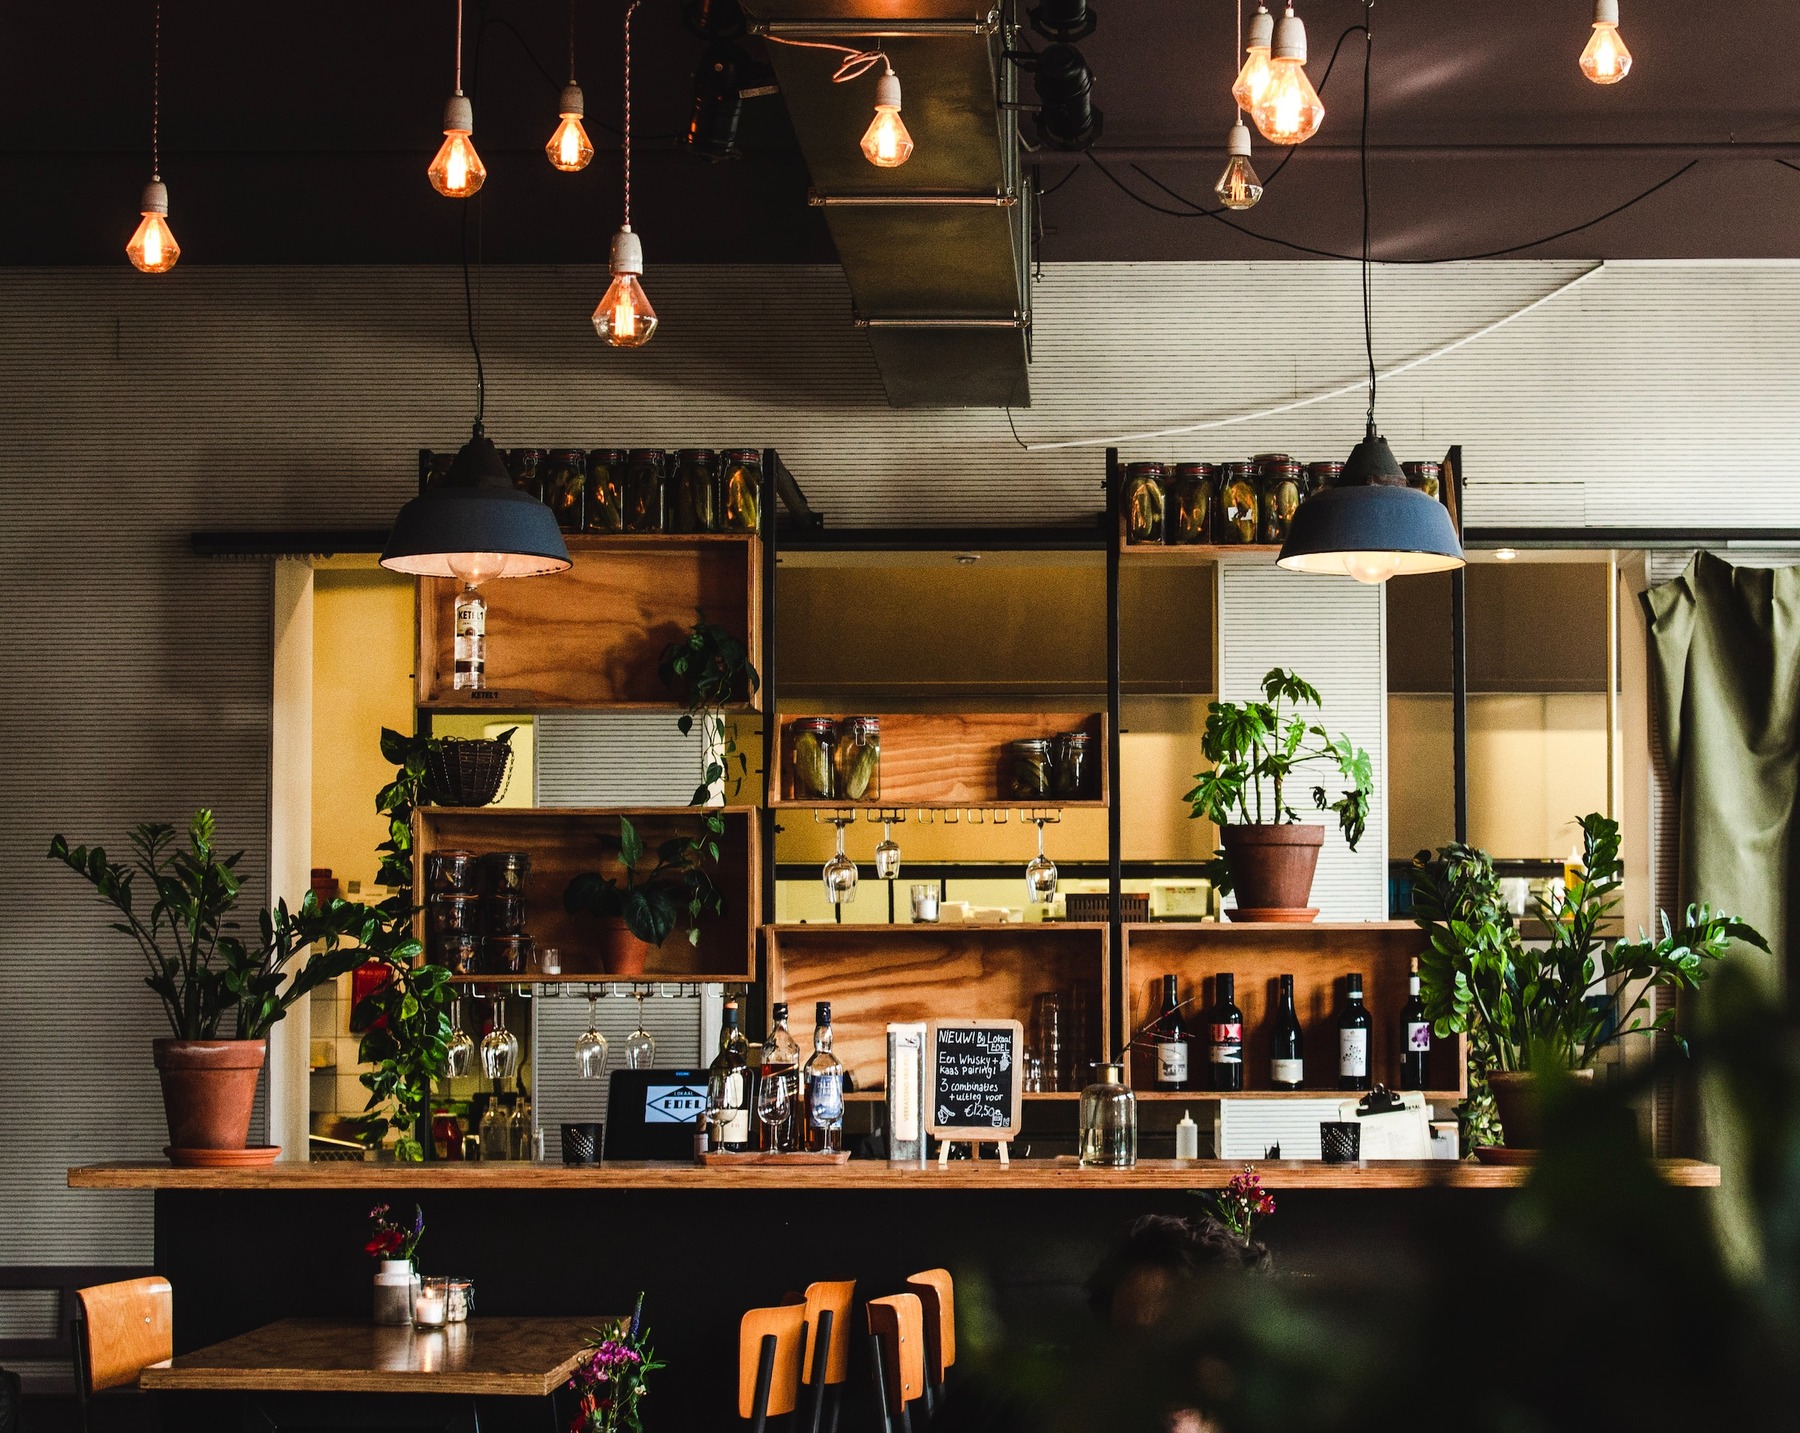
{"left": 535, "top": 714, "right": 704, "bottom": 808}
{"left": 531, "top": 990, "right": 703, "bottom": 1146}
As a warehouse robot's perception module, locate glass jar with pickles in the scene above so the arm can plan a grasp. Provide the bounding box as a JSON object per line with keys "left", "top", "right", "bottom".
{"left": 1306, "top": 460, "right": 1342, "bottom": 497}
{"left": 1011, "top": 738, "right": 1055, "bottom": 799}
{"left": 1053, "top": 730, "right": 1091, "bottom": 797}
{"left": 720, "top": 449, "right": 762, "bottom": 533}
{"left": 584, "top": 448, "right": 625, "bottom": 532}
{"left": 670, "top": 449, "right": 719, "bottom": 533}
{"left": 1168, "top": 463, "right": 1215, "bottom": 544}
{"left": 624, "top": 448, "right": 668, "bottom": 533}
{"left": 1123, "top": 462, "right": 1167, "bottom": 545}
{"left": 504, "top": 448, "right": 544, "bottom": 500}
{"left": 834, "top": 716, "right": 881, "bottom": 802}
{"left": 1403, "top": 461, "right": 1443, "bottom": 500}
{"left": 791, "top": 718, "right": 838, "bottom": 800}
{"left": 1218, "top": 462, "right": 1259, "bottom": 544}
{"left": 542, "top": 449, "right": 587, "bottom": 533}
{"left": 1258, "top": 457, "right": 1304, "bottom": 544}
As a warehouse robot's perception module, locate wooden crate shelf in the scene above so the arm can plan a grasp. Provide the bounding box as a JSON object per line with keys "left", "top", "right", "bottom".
{"left": 764, "top": 922, "right": 1109, "bottom": 1093}
{"left": 412, "top": 807, "right": 759, "bottom": 982}
{"left": 416, "top": 533, "right": 762, "bottom": 710}
{"left": 769, "top": 711, "right": 1107, "bottom": 809}
{"left": 1120, "top": 922, "right": 1467, "bottom": 1101}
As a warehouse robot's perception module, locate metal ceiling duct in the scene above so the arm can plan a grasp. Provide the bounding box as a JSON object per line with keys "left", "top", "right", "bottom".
{"left": 746, "top": 0, "right": 1032, "bottom": 408}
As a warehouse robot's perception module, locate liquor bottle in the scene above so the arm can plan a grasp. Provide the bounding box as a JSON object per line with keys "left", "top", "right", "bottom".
{"left": 1400, "top": 958, "right": 1431, "bottom": 1091}
{"left": 1270, "top": 973, "right": 1304, "bottom": 1089}
{"left": 453, "top": 586, "right": 486, "bottom": 691}
{"left": 1208, "top": 973, "right": 1244, "bottom": 1093}
{"left": 1338, "top": 973, "right": 1371, "bottom": 1091}
{"left": 801, "top": 1001, "right": 846, "bottom": 1153}
{"left": 1151, "top": 974, "right": 1190, "bottom": 1091}
{"left": 758, "top": 1002, "right": 803, "bottom": 1151}
{"left": 707, "top": 999, "right": 753, "bottom": 1152}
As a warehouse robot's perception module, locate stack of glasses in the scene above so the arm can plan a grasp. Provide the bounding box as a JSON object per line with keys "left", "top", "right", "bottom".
{"left": 425, "top": 849, "right": 532, "bottom": 974}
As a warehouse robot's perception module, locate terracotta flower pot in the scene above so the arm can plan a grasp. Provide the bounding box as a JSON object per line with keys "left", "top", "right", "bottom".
{"left": 153, "top": 1038, "right": 267, "bottom": 1153}
{"left": 598, "top": 918, "right": 656, "bottom": 978}
{"left": 1487, "top": 1067, "right": 1595, "bottom": 1149}
{"left": 1220, "top": 823, "right": 1325, "bottom": 919}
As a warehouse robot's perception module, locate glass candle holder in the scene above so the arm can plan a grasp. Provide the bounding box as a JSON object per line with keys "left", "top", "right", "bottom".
{"left": 446, "top": 1278, "right": 476, "bottom": 1323}
{"left": 414, "top": 1275, "right": 452, "bottom": 1329}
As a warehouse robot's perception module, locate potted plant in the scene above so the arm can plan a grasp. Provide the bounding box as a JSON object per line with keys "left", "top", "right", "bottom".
{"left": 1185, "top": 668, "right": 1373, "bottom": 919}
{"left": 48, "top": 809, "right": 371, "bottom": 1161}
{"left": 564, "top": 815, "right": 727, "bottom": 976}
{"left": 658, "top": 615, "right": 760, "bottom": 807}
{"left": 365, "top": 1202, "right": 425, "bottom": 1325}
{"left": 1411, "top": 811, "right": 1765, "bottom": 1149}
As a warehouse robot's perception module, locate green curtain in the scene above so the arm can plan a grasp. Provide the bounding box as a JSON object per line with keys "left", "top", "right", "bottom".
{"left": 1645, "top": 550, "right": 1800, "bottom": 1263}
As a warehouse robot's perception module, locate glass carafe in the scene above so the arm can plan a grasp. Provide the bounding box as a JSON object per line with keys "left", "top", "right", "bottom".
{"left": 1079, "top": 1063, "right": 1138, "bottom": 1168}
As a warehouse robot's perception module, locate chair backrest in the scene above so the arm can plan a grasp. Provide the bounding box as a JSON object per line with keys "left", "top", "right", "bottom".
{"left": 801, "top": 1279, "right": 855, "bottom": 1387}
{"left": 75, "top": 1277, "right": 172, "bottom": 1395}
{"left": 905, "top": 1268, "right": 956, "bottom": 1383}
{"left": 866, "top": 1294, "right": 925, "bottom": 1414}
{"left": 738, "top": 1303, "right": 807, "bottom": 1421}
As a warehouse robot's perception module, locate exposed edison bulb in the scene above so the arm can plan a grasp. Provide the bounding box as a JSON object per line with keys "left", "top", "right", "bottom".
{"left": 1214, "top": 122, "right": 1263, "bottom": 210}
{"left": 447, "top": 551, "right": 509, "bottom": 586}
{"left": 1343, "top": 551, "right": 1404, "bottom": 585}
{"left": 428, "top": 95, "right": 487, "bottom": 197}
{"left": 1579, "top": 0, "right": 1631, "bottom": 84}
{"left": 1252, "top": 6, "right": 1325, "bottom": 145}
{"left": 1231, "top": 4, "right": 1275, "bottom": 113}
{"left": 547, "top": 84, "right": 595, "bottom": 171}
{"left": 593, "top": 227, "right": 658, "bottom": 348}
{"left": 861, "top": 69, "right": 914, "bottom": 168}
{"left": 126, "top": 180, "right": 179, "bottom": 273}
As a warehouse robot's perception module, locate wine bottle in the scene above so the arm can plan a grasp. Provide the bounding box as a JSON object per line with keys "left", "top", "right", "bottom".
{"left": 1338, "top": 973, "right": 1371, "bottom": 1091}
{"left": 1270, "top": 973, "right": 1304, "bottom": 1089}
{"left": 707, "top": 999, "right": 753, "bottom": 1152}
{"left": 1400, "top": 959, "right": 1430, "bottom": 1091}
{"left": 1152, "top": 974, "right": 1190, "bottom": 1091}
{"left": 801, "top": 1001, "right": 846, "bottom": 1153}
{"left": 1208, "top": 973, "right": 1244, "bottom": 1093}
{"left": 758, "top": 1001, "right": 802, "bottom": 1151}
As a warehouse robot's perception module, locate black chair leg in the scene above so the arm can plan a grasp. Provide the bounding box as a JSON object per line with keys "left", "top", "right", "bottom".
{"left": 750, "top": 1331, "right": 778, "bottom": 1433}
{"left": 805, "top": 1307, "right": 834, "bottom": 1433}
{"left": 825, "top": 1385, "right": 842, "bottom": 1433}
{"left": 868, "top": 1332, "right": 893, "bottom": 1433}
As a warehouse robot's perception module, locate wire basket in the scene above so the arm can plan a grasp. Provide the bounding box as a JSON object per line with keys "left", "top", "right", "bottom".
{"left": 425, "top": 738, "right": 514, "bottom": 808}
{"left": 1062, "top": 893, "right": 1150, "bottom": 923}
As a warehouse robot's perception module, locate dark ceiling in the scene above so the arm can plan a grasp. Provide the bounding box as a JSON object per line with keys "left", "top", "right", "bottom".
{"left": 3, "top": 0, "right": 1797, "bottom": 266}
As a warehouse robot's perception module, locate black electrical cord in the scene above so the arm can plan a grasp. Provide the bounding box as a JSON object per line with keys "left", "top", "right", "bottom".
{"left": 483, "top": 11, "right": 682, "bottom": 141}
{"left": 1360, "top": 0, "right": 1373, "bottom": 422}
{"left": 462, "top": 4, "right": 487, "bottom": 429}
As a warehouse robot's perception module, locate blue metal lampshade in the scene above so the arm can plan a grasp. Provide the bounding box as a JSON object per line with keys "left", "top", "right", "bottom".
{"left": 380, "top": 429, "right": 572, "bottom": 580}
{"left": 1277, "top": 425, "right": 1464, "bottom": 583}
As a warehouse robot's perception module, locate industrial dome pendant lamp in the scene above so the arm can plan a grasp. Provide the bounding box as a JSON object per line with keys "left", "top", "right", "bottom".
{"left": 1277, "top": 1, "right": 1463, "bottom": 586}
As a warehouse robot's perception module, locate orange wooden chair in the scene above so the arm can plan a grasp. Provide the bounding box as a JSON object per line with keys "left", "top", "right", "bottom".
{"left": 740, "top": 1302, "right": 808, "bottom": 1432}
{"left": 801, "top": 1278, "right": 855, "bottom": 1433}
{"left": 906, "top": 1268, "right": 956, "bottom": 1412}
{"left": 73, "top": 1276, "right": 172, "bottom": 1433}
{"left": 866, "top": 1293, "right": 926, "bottom": 1433}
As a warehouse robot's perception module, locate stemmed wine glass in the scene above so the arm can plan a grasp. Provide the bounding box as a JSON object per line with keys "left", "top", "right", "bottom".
{"left": 623, "top": 986, "right": 657, "bottom": 1069}
{"left": 480, "top": 995, "right": 521, "bottom": 1082}
{"left": 443, "top": 998, "right": 475, "bottom": 1079}
{"left": 823, "top": 820, "right": 858, "bottom": 905}
{"left": 575, "top": 989, "right": 610, "bottom": 1081}
{"left": 1026, "top": 820, "right": 1058, "bottom": 904}
{"left": 757, "top": 1072, "right": 795, "bottom": 1154}
{"left": 874, "top": 820, "right": 902, "bottom": 881}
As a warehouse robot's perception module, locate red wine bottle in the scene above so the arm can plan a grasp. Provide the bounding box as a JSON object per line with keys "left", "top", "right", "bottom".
{"left": 1400, "top": 959, "right": 1430, "bottom": 1091}
{"left": 1270, "top": 973, "right": 1304, "bottom": 1089}
{"left": 1338, "top": 973, "right": 1371, "bottom": 1091}
{"left": 1209, "top": 973, "right": 1244, "bottom": 1093}
{"left": 1152, "top": 974, "right": 1189, "bottom": 1091}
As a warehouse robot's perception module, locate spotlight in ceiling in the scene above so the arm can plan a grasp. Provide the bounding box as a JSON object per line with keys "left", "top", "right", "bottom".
{"left": 688, "top": 44, "right": 749, "bottom": 160}
{"left": 1029, "top": 43, "right": 1104, "bottom": 151}
{"left": 1579, "top": 0, "right": 1632, "bottom": 83}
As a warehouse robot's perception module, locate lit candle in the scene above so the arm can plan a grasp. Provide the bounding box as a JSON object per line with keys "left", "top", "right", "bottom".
{"left": 415, "top": 1291, "right": 447, "bottom": 1326}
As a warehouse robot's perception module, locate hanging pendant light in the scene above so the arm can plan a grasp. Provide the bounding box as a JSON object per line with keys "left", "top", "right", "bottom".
{"left": 1579, "top": 0, "right": 1632, "bottom": 84}
{"left": 1250, "top": 4, "right": 1324, "bottom": 146}
{"left": 1278, "top": 1, "right": 1462, "bottom": 585}
{"left": 428, "top": 0, "right": 487, "bottom": 197}
{"left": 595, "top": 0, "right": 659, "bottom": 346}
{"left": 547, "top": 0, "right": 596, "bottom": 170}
{"left": 1214, "top": 121, "right": 1263, "bottom": 209}
{"left": 860, "top": 64, "right": 914, "bottom": 168}
{"left": 1231, "top": 3, "right": 1275, "bottom": 113}
{"left": 126, "top": 2, "right": 180, "bottom": 273}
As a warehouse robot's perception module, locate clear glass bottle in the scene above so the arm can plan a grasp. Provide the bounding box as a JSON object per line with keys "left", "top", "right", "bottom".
{"left": 1123, "top": 462, "right": 1168, "bottom": 544}
{"left": 720, "top": 448, "right": 763, "bottom": 533}
{"left": 1078, "top": 1062, "right": 1137, "bottom": 1168}
{"left": 834, "top": 716, "right": 881, "bottom": 802}
{"left": 453, "top": 587, "right": 486, "bottom": 691}
{"left": 801, "top": 1001, "right": 846, "bottom": 1153}
{"left": 707, "top": 999, "right": 753, "bottom": 1152}
{"left": 509, "top": 1093, "right": 534, "bottom": 1160}
{"left": 758, "top": 1002, "right": 802, "bottom": 1152}
{"left": 479, "top": 1096, "right": 511, "bottom": 1161}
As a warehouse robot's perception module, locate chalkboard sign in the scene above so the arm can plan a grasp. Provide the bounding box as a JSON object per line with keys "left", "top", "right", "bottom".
{"left": 926, "top": 1019, "right": 1025, "bottom": 1148}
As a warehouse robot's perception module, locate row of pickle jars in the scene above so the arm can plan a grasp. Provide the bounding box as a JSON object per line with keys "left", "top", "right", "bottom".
{"left": 1122, "top": 453, "right": 1443, "bottom": 547}
{"left": 788, "top": 719, "right": 1094, "bottom": 802}
{"left": 422, "top": 446, "right": 763, "bottom": 536}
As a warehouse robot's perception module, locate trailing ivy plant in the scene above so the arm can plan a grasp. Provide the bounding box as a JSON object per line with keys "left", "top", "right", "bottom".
{"left": 658, "top": 615, "right": 760, "bottom": 806}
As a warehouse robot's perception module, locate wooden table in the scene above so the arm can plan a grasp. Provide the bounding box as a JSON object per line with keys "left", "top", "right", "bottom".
{"left": 142, "top": 1316, "right": 616, "bottom": 1430}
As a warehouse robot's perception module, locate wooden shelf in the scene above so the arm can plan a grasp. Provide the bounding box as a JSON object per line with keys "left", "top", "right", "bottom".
{"left": 1121, "top": 922, "right": 1468, "bottom": 1100}
{"left": 1120, "top": 542, "right": 1278, "bottom": 562}
{"left": 842, "top": 1090, "right": 1081, "bottom": 1103}
{"left": 416, "top": 533, "right": 761, "bottom": 710}
{"left": 1130, "top": 1087, "right": 1465, "bottom": 1103}
{"left": 765, "top": 922, "right": 1109, "bottom": 1094}
{"left": 413, "top": 807, "right": 760, "bottom": 982}
{"left": 769, "top": 711, "right": 1107, "bottom": 809}
{"left": 68, "top": 1157, "right": 1723, "bottom": 1192}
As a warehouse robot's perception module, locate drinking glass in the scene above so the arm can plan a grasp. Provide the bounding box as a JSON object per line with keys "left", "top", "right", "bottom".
{"left": 757, "top": 1072, "right": 794, "bottom": 1154}
{"left": 874, "top": 821, "right": 902, "bottom": 880}
{"left": 575, "top": 991, "right": 609, "bottom": 1081}
{"left": 480, "top": 996, "right": 521, "bottom": 1082}
{"left": 624, "top": 987, "right": 656, "bottom": 1069}
{"left": 909, "top": 883, "right": 940, "bottom": 923}
{"left": 444, "top": 999, "right": 475, "bottom": 1079}
{"left": 1026, "top": 821, "right": 1058, "bottom": 904}
{"left": 823, "top": 821, "right": 858, "bottom": 905}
